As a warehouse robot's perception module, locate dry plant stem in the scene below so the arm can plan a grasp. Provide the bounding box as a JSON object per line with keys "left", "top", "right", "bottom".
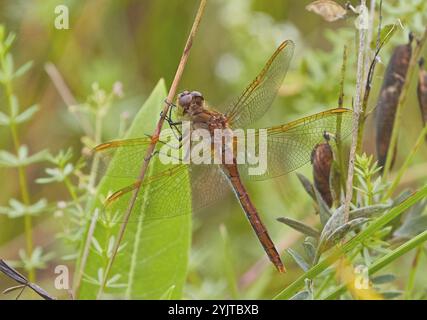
{"left": 96, "top": 0, "right": 208, "bottom": 299}
{"left": 44, "top": 62, "right": 93, "bottom": 137}
{"left": 337, "top": 45, "right": 348, "bottom": 191}
{"left": 382, "top": 27, "right": 427, "bottom": 179}
{"left": 338, "top": 45, "right": 347, "bottom": 109}
{"left": 343, "top": 0, "right": 368, "bottom": 223}
{"left": 356, "top": 0, "right": 382, "bottom": 154}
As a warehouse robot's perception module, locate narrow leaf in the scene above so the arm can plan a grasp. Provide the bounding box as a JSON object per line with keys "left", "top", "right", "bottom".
{"left": 14, "top": 61, "right": 33, "bottom": 78}
{"left": 349, "top": 203, "right": 391, "bottom": 219}
{"left": 277, "top": 217, "right": 320, "bottom": 238}
{"left": 314, "top": 186, "right": 332, "bottom": 226}
{"left": 287, "top": 248, "right": 310, "bottom": 272}
{"left": 371, "top": 274, "right": 396, "bottom": 285}
{"left": 296, "top": 173, "right": 315, "bottom": 200}
{"left": 15, "top": 105, "right": 39, "bottom": 124}
{"left": 0, "top": 111, "right": 10, "bottom": 125}
{"left": 290, "top": 290, "right": 311, "bottom": 300}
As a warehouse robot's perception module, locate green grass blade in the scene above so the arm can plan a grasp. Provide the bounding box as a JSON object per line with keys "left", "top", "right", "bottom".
{"left": 324, "top": 229, "right": 427, "bottom": 300}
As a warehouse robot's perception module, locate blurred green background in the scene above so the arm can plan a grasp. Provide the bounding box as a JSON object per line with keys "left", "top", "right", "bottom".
{"left": 0, "top": 0, "right": 426, "bottom": 299}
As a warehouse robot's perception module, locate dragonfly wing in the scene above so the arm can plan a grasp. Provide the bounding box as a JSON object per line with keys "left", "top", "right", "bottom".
{"left": 225, "top": 40, "right": 295, "bottom": 129}
{"left": 99, "top": 164, "right": 192, "bottom": 223}
{"left": 92, "top": 131, "right": 181, "bottom": 179}
{"left": 190, "top": 164, "right": 232, "bottom": 213}
{"left": 92, "top": 137, "right": 153, "bottom": 179}
{"left": 98, "top": 163, "right": 233, "bottom": 223}
{"left": 237, "top": 108, "right": 353, "bottom": 181}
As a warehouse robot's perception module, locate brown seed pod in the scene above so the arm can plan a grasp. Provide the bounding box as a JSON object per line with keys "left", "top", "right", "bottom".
{"left": 375, "top": 34, "right": 413, "bottom": 172}
{"left": 417, "top": 58, "right": 427, "bottom": 130}
{"left": 311, "top": 139, "right": 334, "bottom": 208}
{"left": 306, "top": 0, "right": 347, "bottom": 22}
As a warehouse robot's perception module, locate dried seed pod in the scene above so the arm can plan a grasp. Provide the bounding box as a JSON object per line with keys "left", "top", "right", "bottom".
{"left": 311, "top": 140, "right": 334, "bottom": 208}
{"left": 417, "top": 58, "right": 427, "bottom": 129}
{"left": 306, "top": 0, "right": 347, "bottom": 22}
{"left": 375, "top": 34, "right": 413, "bottom": 172}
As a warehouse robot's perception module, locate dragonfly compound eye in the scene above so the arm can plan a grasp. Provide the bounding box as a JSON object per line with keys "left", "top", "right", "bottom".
{"left": 178, "top": 91, "right": 192, "bottom": 107}
{"left": 191, "top": 91, "right": 204, "bottom": 99}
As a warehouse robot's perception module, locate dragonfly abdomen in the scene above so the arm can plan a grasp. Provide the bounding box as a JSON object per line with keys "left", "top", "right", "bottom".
{"left": 221, "top": 163, "right": 285, "bottom": 273}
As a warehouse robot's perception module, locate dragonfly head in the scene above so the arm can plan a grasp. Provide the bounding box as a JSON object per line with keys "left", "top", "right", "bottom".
{"left": 178, "top": 90, "right": 205, "bottom": 114}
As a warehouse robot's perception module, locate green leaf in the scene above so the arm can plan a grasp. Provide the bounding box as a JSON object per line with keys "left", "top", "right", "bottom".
{"left": 316, "top": 205, "right": 345, "bottom": 257}
{"left": 0, "top": 111, "right": 10, "bottom": 125}
{"left": 4, "top": 32, "right": 16, "bottom": 51}
{"left": 287, "top": 248, "right": 309, "bottom": 272}
{"left": 15, "top": 105, "right": 39, "bottom": 124}
{"left": 314, "top": 186, "right": 332, "bottom": 226}
{"left": 371, "top": 274, "right": 395, "bottom": 285}
{"left": 394, "top": 214, "right": 427, "bottom": 239}
{"left": 77, "top": 79, "right": 191, "bottom": 299}
{"left": 296, "top": 173, "right": 315, "bottom": 201}
{"left": 349, "top": 203, "right": 391, "bottom": 219}
{"left": 394, "top": 199, "right": 427, "bottom": 238}
{"left": 10, "top": 95, "right": 19, "bottom": 118}
{"left": 277, "top": 217, "right": 320, "bottom": 238}
{"left": 0, "top": 198, "right": 47, "bottom": 218}
{"left": 14, "top": 61, "right": 33, "bottom": 78}
{"left": 302, "top": 237, "right": 317, "bottom": 264}
{"left": 381, "top": 290, "right": 402, "bottom": 299}
{"left": 290, "top": 290, "right": 311, "bottom": 300}
{"left": 370, "top": 22, "right": 400, "bottom": 50}
{"left": 323, "top": 218, "right": 368, "bottom": 249}
{"left": 3, "top": 53, "right": 14, "bottom": 79}
{"left": 0, "top": 150, "right": 18, "bottom": 167}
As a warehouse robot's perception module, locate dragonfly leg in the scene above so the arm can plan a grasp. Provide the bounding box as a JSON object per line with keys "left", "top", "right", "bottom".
{"left": 164, "top": 98, "right": 176, "bottom": 109}
{"left": 163, "top": 112, "right": 183, "bottom": 141}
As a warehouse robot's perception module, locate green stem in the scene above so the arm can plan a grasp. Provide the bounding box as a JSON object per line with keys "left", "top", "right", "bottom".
{"left": 404, "top": 246, "right": 422, "bottom": 300}
{"left": 382, "top": 27, "right": 427, "bottom": 180}
{"left": 273, "top": 184, "right": 427, "bottom": 300}
{"left": 64, "top": 176, "right": 85, "bottom": 215}
{"left": 383, "top": 124, "right": 427, "bottom": 200}
{"left": 314, "top": 272, "right": 334, "bottom": 299}
{"left": 324, "top": 229, "right": 427, "bottom": 300}
{"left": 1, "top": 65, "right": 35, "bottom": 282}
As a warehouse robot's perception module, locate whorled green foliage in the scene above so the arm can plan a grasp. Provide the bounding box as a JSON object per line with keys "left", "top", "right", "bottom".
{"left": 77, "top": 80, "right": 192, "bottom": 299}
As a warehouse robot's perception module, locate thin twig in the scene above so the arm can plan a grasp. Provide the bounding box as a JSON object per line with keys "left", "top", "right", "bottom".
{"left": 337, "top": 45, "right": 348, "bottom": 193}
{"left": 72, "top": 209, "right": 99, "bottom": 297}
{"left": 96, "top": 0, "right": 208, "bottom": 299}
{"left": 44, "top": 62, "right": 93, "bottom": 136}
{"left": 382, "top": 27, "right": 427, "bottom": 179}
{"left": 338, "top": 45, "right": 347, "bottom": 109}
{"left": 0, "top": 259, "right": 56, "bottom": 300}
{"left": 343, "top": 0, "right": 368, "bottom": 223}
{"left": 364, "top": 0, "right": 376, "bottom": 79}
{"left": 357, "top": 0, "right": 383, "bottom": 153}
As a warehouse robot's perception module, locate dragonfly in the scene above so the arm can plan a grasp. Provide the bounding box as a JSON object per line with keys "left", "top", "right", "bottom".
{"left": 93, "top": 40, "right": 352, "bottom": 273}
